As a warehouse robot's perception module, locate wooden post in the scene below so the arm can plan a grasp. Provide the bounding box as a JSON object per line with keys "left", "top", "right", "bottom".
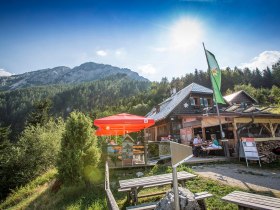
{"left": 233, "top": 122, "right": 239, "bottom": 158}
{"left": 155, "top": 126, "right": 158, "bottom": 141}
{"left": 269, "top": 122, "right": 275, "bottom": 138}
{"left": 202, "top": 127, "right": 206, "bottom": 140}
{"left": 105, "top": 161, "right": 110, "bottom": 190}
{"left": 144, "top": 134, "right": 148, "bottom": 166}
{"left": 233, "top": 122, "right": 238, "bottom": 145}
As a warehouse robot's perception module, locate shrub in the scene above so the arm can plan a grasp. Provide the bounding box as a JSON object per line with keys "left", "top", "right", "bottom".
{"left": 0, "top": 119, "right": 64, "bottom": 200}
{"left": 57, "top": 111, "right": 101, "bottom": 186}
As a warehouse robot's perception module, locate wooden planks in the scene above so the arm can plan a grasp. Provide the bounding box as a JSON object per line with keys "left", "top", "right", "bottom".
{"left": 126, "top": 192, "right": 213, "bottom": 210}
{"left": 194, "top": 192, "right": 213, "bottom": 200}
{"left": 119, "top": 171, "right": 196, "bottom": 189}
{"left": 201, "top": 147, "right": 222, "bottom": 151}
{"left": 222, "top": 191, "right": 280, "bottom": 210}
{"left": 126, "top": 202, "right": 157, "bottom": 210}
{"left": 118, "top": 182, "right": 172, "bottom": 192}
{"left": 106, "top": 189, "right": 119, "bottom": 210}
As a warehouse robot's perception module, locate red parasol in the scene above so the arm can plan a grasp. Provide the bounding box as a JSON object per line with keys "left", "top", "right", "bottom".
{"left": 95, "top": 128, "right": 141, "bottom": 136}
{"left": 94, "top": 113, "right": 155, "bottom": 136}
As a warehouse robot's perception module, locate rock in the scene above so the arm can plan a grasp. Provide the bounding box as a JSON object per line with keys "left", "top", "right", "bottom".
{"left": 155, "top": 187, "right": 201, "bottom": 210}
{"left": 136, "top": 172, "right": 144, "bottom": 177}
{"left": 192, "top": 166, "right": 197, "bottom": 169}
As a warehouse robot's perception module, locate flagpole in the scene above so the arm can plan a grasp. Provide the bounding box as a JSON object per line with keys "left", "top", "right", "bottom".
{"left": 202, "top": 43, "right": 225, "bottom": 142}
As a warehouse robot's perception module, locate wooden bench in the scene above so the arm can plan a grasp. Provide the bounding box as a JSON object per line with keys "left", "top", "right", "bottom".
{"left": 126, "top": 191, "right": 212, "bottom": 210}
{"left": 126, "top": 202, "right": 158, "bottom": 210}
{"left": 221, "top": 191, "right": 280, "bottom": 210}
{"left": 201, "top": 147, "right": 223, "bottom": 156}
{"left": 194, "top": 191, "right": 213, "bottom": 210}
{"left": 119, "top": 171, "right": 196, "bottom": 204}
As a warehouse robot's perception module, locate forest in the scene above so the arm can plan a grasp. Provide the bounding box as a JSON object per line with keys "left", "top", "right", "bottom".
{"left": 0, "top": 61, "right": 280, "bottom": 201}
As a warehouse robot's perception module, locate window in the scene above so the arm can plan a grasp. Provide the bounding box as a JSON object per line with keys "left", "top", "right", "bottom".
{"left": 200, "top": 98, "right": 204, "bottom": 106}
{"left": 207, "top": 98, "right": 212, "bottom": 106}
{"left": 190, "top": 97, "right": 195, "bottom": 106}
{"left": 194, "top": 98, "right": 199, "bottom": 106}
{"left": 204, "top": 98, "right": 209, "bottom": 107}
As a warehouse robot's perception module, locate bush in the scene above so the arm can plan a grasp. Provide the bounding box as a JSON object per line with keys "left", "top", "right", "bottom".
{"left": 57, "top": 111, "right": 101, "bottom": 186}
{"left": 0, "top": 119, "right": 64, "bottom": 200}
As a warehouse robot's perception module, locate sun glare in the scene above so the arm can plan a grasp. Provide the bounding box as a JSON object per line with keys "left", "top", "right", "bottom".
{"left": 170, "top": 18, "right": 203, "bottom": 50}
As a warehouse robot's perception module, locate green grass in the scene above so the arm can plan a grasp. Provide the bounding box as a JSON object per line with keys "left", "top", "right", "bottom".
{"left": 0, "top": 169, "right": 107, "bottom": 210}
{"left": 0, "top": 168, "right": 57, "bottom": 209}
{"left": 2, "top": 164, "right": 279, "bottom": 210}
{"left": 110, "top": 165, "right": 238, "bottom": 209}
{"left": 111, "top": 164, "right": 278, "bottom": 210}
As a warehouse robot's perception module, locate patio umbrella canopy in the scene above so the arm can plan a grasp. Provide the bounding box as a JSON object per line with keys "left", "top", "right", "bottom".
{"left": 94, "top": 113, "right": 155, "bottom": 136}
{"left": 95, "top": 127, "right": 140, "bottom": 136}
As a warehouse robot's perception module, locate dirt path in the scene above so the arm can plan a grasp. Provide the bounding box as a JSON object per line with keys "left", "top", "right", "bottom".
{"left": 192, "top": 163, "right": 280, "bottom": 197}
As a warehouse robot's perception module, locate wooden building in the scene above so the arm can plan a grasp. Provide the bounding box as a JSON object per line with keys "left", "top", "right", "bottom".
{"left": 145, "top": 83, "right": 280, "bottom": 158}
{"left": 145, "top": 83, "right": 214, "bottom": 142}
{"left": 224, "top": 90, "right": 257, "bottom": 106}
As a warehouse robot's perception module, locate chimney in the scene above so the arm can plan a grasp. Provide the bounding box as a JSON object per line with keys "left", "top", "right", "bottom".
{"left": 156, "top": 105, "right": 160, "bottom": 113}
{"left": 171, "top": 87, "right": 176, "bottom": 96}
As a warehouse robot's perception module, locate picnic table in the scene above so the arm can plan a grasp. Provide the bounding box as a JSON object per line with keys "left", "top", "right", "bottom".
{"left": 118, "top": 171, "right": 196, "bottom": 205}
{"left": 221, "top": 191, "right": 280, "bottom": 210}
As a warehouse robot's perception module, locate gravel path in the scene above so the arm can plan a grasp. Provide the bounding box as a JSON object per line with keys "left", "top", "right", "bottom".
{"left": 192, "top": 163, "right": 280, "bottom": 197}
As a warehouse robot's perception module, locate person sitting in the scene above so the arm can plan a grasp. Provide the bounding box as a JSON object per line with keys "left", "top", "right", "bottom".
{"left": 210, "top": 135, "right": 222, "bottom": 148}
{"left": 203, "top": 134, "right": 222, "bottom": 155}
{"left": 192, "top": 134, "right": 202, "bottom": 157}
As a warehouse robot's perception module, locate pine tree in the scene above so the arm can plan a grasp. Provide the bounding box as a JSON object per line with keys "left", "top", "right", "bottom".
{"left": 26, "top": 99, "right": 52, "bottom": 126}
{"left": 0, "top": 125, "right": 11, "bottom": 143}
{"left": 57, "top": 111, "right": 100, "bottom": 186}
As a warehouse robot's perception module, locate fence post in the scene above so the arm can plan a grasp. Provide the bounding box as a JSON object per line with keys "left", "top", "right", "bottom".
{"left": 105, "top": 161, "right": 109, "bottom": 189}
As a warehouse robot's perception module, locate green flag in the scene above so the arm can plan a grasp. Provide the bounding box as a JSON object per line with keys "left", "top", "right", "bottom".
{"left": 205, "top": 49, "right": 226, "bottom": 104}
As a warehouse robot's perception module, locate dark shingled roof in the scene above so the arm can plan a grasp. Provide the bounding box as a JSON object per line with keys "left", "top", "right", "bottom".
{"left": 146, "top": 83, "right": 213, "bottom": 122}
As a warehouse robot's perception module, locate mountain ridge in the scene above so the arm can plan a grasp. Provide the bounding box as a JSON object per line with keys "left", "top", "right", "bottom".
{"left": 0, "top": 62, "right": 148, "bottom": 90}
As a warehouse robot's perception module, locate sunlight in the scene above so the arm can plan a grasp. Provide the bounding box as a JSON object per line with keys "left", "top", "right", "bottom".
{"left": 170, "top": 18, "right": 203, "bottom": 50}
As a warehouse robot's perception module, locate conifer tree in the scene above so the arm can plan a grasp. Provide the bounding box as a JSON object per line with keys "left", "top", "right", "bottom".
{"left": 57, "top": 111, "right": 100, "bottom": 186}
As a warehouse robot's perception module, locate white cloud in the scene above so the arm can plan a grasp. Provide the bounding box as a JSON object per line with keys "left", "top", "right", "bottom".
{"left": 96, "top": 50, "right": 107, "bottom": 57}
{"left": 240, "top": 51, "right": 280, "bottom": 70}
{"left": 138, "top": 64, "right": 156, "bottom": 75}
{"left": 115, "top": 48, "right": 126, "bottom": 57}
{"left": 0, "top": 69, "right": 12, "bottom": 77}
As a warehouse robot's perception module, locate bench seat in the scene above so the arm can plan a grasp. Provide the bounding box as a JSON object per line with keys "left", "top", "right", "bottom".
{"left": 194, "top": 191, "right": 213, "bottom": 200}
{"left": 126, "top": 202, "right": 158, "bottom": 210}
{"left": 126, "top": 191, "right": 213, "bottom": 210}
{"left": 222, "top": 191, "right": 280, "bottom": 210}
{"left": 201, "top": 147, "right": 222, "bottom": 151}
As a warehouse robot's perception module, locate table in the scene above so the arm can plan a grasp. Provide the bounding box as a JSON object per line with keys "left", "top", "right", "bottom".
{"left": 119, "top": 171, "right": 196, "bottom": 204}
{"left": 221, "top": 191, "right": 280, "bottom": 210}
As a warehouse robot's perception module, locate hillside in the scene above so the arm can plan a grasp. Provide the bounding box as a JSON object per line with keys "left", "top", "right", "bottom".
{"left": 0, "top": 62, "right": 148, "bottom": 90}
{"left": 0, "top": 74, "right": 154, "bottom": 137}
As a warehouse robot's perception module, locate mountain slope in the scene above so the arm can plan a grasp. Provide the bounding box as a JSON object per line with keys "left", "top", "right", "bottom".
{"left": 0, "top": 62, "right": 148, "bottom": 90}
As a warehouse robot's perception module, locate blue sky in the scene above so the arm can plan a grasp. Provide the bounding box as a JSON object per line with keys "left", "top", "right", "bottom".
{"left": 1, "top": 0, "right": 280, "bottom": 81}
